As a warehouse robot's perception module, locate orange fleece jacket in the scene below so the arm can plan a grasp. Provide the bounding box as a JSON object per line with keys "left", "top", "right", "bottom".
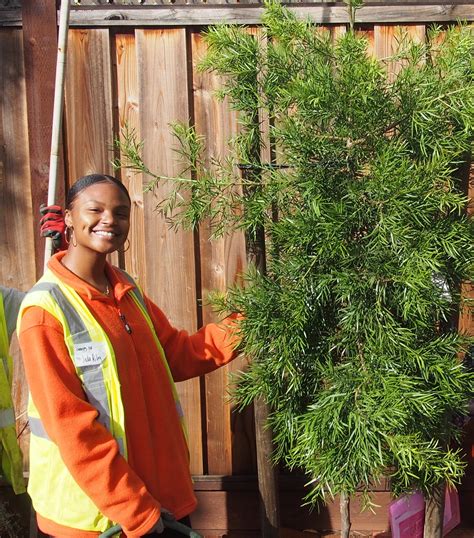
{"left": 19, "top": 252, "right": 241, "bottom": 538}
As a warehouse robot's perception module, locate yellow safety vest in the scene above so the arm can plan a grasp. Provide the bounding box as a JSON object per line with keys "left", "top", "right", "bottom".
{"left": 18, "top": 268, "right": 185, "bottom": 533}
{"left": 0, "top": 293, "right": 26, "bottom": 494}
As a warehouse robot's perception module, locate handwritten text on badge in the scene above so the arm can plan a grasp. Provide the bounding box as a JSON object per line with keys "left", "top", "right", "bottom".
{"left": 74, "top": 342, "right": 106, "bottom": 367}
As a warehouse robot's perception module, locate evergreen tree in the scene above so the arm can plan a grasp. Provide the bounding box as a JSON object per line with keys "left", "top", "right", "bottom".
{"left": 117, "top": 3, "right": 474, "bottom": 535}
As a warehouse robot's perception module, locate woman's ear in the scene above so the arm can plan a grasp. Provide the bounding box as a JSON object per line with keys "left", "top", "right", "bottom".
{"left": 64, "top": 209, "right": 73, "bottom": 229}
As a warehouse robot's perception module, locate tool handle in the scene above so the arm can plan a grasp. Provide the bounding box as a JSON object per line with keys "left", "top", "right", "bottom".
{"left": 44, "top": 0, "right": 71, "bottom": 269}
{"left": 98, "top": 524, "right": 121, "bottom": 538}
{"left": 166, "top": 519, "right": 203, "bottom": 537}
{"left": 98, "top": 519, "right": 203, "bottom": 538}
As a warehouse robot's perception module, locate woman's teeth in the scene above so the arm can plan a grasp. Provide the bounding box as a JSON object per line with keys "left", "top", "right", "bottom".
{"left": 94, "top": 231, "right": 115, "bottom": 237}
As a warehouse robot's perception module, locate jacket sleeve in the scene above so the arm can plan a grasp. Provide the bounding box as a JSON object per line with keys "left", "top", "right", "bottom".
{"left": 145, "top": 298, "right": 242, "bottom": 382}
{"left": 19, "top": 306, "right": 161, "bottom": 537}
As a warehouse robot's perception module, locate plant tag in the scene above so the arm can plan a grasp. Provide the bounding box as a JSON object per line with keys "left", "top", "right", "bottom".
{"left": 389, "top": 491, "right": 424, "bottom": 538}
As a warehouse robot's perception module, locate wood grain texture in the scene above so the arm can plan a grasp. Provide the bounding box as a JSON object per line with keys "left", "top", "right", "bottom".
{"left": 330, "top": 24, "right": 347, "bottom": 41}
{"left": 21, "top": 0, "right": 63, "bottom": 275}
{"left": 191, "top": 31, "right": 255, "bottom": 477}
{"left": 65, "top": 29, "right": 114, "bottom": 182}
{"left": 0, "top": 29, "right": 36, "bottom": 467}
{"left": 136, "top": 28, "right": 203, "bottom": 474}
{"left": 0, "top": 0, "right": 21, "bottom": 8}
{"left": 0, "top": 9, "right": 21, "bottom": 26}
{"left": 65, "top": 5, "right": 474, "bottom": 27}
{"left": 191, "top": 489, "right": 392, "bottom": 532}
{"left": 3, "top": 0, "right": 472, "bottom": 5}
{"left": 115, "top": 32, "right": 148, "bottom": 288}
{"left": 357, "top": 27, "right": 376, "bottom": 57}
{"left": 374, "top": 24, "right": 426, "bottom": 79}
{"left": 3, "top": 3, "right": 474, "bottom": 28}
{"left": 458, "top": 161, "right": 473, "bottom": 338}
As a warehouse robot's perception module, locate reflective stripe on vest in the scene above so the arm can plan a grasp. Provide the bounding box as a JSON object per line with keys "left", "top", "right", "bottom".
{"left": 28, "top": 416, "right": 50, "bottom": 440}
{"left": 0, "top": 408, "right": 15, "bottom": 428}
{"left": 0, "top": 293, "right": 26, "bottom": 494}
{"left": 33, "top": 282, "right": 112, "bottom": 432}
{"left": 1, "top": 356, "right": 9, "bottom": 382}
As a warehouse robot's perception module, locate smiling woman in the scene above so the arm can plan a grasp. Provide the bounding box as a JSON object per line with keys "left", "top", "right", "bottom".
{"left": 62, "top": 175, "right": 132, "bottom": 294}
{"left": 17, "top": 174, "right": 243, "bottom": 538}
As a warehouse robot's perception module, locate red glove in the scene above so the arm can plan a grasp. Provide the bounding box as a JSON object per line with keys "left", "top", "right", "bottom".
{"left": 40, "top": 204, "right": 67, "bottom": 252}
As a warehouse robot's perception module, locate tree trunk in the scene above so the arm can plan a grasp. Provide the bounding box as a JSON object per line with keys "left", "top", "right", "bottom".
{"left": 241, "top": 142, "right": 280, "bottom": 536}
{"left": 246, "top": 227, "right": 280, "bottom": 537}
{"left": 340, "top": 492, "right": 351, "bottom": 538}
{"left": 424, "top": 483, "right": 445, "bottom": 538}
{"left": 255, "top": 397, "right": 280, "bottom": 537}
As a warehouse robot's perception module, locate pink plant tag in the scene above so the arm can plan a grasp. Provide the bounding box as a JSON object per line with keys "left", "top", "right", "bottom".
{"left": 389, "top": 487, "right": 461, "bottom": 537}
{"left": 389, "top": 491, "right": 425, "bottom": 538}
{"left": 443, "top": 486, "right": 461, "bottom": 536}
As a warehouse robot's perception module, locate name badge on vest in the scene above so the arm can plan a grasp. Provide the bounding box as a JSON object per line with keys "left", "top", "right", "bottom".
{"left": 74, "top": 342, "right": 106, "bottom": 367}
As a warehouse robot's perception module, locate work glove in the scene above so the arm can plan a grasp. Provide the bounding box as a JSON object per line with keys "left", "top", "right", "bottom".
{"left": 40, "top": 204, "right": 67, "bottom": 252}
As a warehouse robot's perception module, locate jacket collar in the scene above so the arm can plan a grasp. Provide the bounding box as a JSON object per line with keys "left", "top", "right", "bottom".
{"left": 47, "top": 251, "right": 134, "bottom": 302}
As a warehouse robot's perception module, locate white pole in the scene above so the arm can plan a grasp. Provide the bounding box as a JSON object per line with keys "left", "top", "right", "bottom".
{"left": 43, "top": 0, "right": 71, "bottom": 270}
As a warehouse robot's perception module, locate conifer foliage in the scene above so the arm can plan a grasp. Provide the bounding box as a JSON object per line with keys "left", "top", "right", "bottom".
{"left": 117, "top": 1, "right": 474, "bottom": 530}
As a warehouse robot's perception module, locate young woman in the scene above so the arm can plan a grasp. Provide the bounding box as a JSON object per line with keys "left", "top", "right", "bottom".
{"left": 18, "top": 174, "right": 241, "bottom": 538}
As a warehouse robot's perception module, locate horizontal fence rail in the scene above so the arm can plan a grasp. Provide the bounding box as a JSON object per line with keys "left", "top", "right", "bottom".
{"left": 2, "top": 0, "right": 474, "bottom": 4}
{"left": 1, "top": 2, "right": 474, "bottom": 26}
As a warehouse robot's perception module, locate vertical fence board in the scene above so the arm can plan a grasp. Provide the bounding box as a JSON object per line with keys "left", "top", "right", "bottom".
{"left": 65, "top": 29, "right": 115, "bottom": 182}
{"left": 21, "top": 0, "right": 62, "bottom": 275}
{"left": 374, "top": 24, "right": 426, "bottom": 77}
{"left": 331, "top": 25, "right": 347, "bottom": 40}
{"left": 357, "top": 27, "right": 375, "bottom": 56}
{"left": 459, "top": 162, "right": 474, "bottom": 338}
{"left": 192, "top": 31, "right": 255, "bottom": 475}
{"left": 0, "top": 29, "right": 36, "bottom": 465}
{"left": 115, "top": 33, "right": 148, "bottom": 288}
{"left": 136, "top": 28, "right": 203, "bottom": 475}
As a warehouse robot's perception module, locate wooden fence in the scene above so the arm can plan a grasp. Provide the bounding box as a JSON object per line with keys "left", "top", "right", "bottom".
{"left": 1, "top": 3, "right": 473, "bottom": 534}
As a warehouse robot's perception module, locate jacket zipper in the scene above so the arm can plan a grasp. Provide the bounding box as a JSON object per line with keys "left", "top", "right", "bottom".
{"left": 118, "top": 309, "right": 132, "bottom": 334}
{"left": 110, "top": 287, "right": 133, "bottom": 334}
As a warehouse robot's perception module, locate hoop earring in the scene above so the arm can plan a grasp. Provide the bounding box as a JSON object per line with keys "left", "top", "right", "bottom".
{"left": 70, "top": 228, "right": 77, "bottom": 247}
{"left": 65, "top": 226, "right": 71, "bottom": 245}
{"left": 119, "top": 239, "right": 130, "bottom": 254}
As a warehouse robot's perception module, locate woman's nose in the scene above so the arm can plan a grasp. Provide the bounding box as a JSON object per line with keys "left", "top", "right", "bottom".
{"left": 100, "top": 210, "right": 115, "bottom": 224}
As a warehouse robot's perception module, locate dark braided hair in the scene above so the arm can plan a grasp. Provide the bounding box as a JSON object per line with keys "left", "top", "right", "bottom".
{"left": 66, "top": 174, "right": 131, "bottom": 209}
